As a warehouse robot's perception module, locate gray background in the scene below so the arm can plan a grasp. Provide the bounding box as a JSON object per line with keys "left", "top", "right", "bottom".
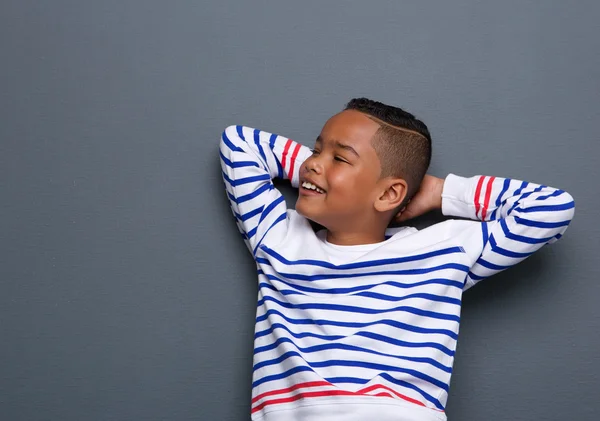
{"left": 1, "top": 1, "right": 599, "bottom": 420}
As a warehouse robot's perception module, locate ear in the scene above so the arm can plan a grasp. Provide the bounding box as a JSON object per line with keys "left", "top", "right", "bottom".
{"left": 374, "top": 178, "right": 408, "bottom": 213}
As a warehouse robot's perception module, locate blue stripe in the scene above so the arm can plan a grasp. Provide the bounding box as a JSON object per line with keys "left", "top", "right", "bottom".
{"left": 379, "top": 372, "right": 445, "bottom": 410}
{"left": 252, "top": 365, "right": 314, "bottom": 388}
{"left": 234, "top": 205, "right": 263, "bottom": 222}
{"left": 258, "top": 195, "right": 285, "bottom": 224}
{"left": 247, "top": 225, "right": 258, "bottom": 239}
{"left": 259, "top": 269, "right": 464, "bottom": 293}
{"left": 324, "top": 376, "right": 367, "bottom": 384}
{"left": 488, "top": 234, "right": 533, "bottom": 259}
{"left": 514, "top": 181, "right": 529, "bottom": 196}
{"left": 507, "top": 185, "right": 545, "bottom": 215}
{"left": 253, "top": 350, "right": 308, "bottom": 371}
{"left": 222, "top": 171, "right": 270, "bottom": 187}
{"left": 261, "top": 245, "right": 465, "bottom": 270}
{"left": 253, "top": 337, "right": 453, "bottom": 373}
{"left": 490, "top": 179, "right": 508, "bottom": 219}
{"left": 481, "top": 221, "right": 489, "bottom": 248}
{"left": 259, "top": 282, "right": 305, "bottom": 296}
{"left": 536, "top": 189, "right": 564, "bottom": 200}
{"left": 219, "top": 150, "right": 259, "bottom": 169}
{"left": 254, "top": 129, "right": 268, "bottom": 168}
{"left": 475, "top": 258, "right": 509, "bottom": 271}
{"left": 466, "top": 270, "right": 485, "bottom": 282}
{"left": 227, "top": 183, "right": 272, "bottom": 204}
{"left": 257, "top": 295, "right": 461, "bottom": 322}
{"left": 352, "top": 291, "right": 460, "bottom": 306}
{"left": 269, "top": 134, "right": 284, "bottom": 179}
{"left": 221, "top": 131, "right": 244, "bottom": 152}
{"left": 255, "top": 308, "right": 459, "bottom": 340}
{"left": 233, "top": 198, "right": 284, "bottom": 224}
{"left": 357, "top": 331, "right": 455, "bottom": 356}
{"left": 500, "top": 219, "right": 555, "bottom": 244}
{"left": 489, "top": 208, "right": 498, "bottom": 220}
{"left": 258, "top": 279, "right": 459, "bottom": 304}
{"left": 253, "top": 212, "right": 287, "bottom": 256}
{"left": 254, "top": 352, "right": 448, "bottom": 392}
{"left": 313, "top": 360, "right": 448, "bottom": 391}
{"left": 517, "top": 201, "right": 575, "bottom": 213}
{"left": 235, "top": 125, "right": 246, "bottom": 140}
{"left": 255, "top": 322, "right": 344, "bottom": 341}
{"left": 226, "top": 126, "right": 267, "bottom": 171}
{"left": 496, "top": 179, "right": 511, "bottom": 208}
{"left": 269, "top": 263, "right": 470, "bottom": 282}
{"left": 514, "top": 216, "right": 571, "bottom": 229}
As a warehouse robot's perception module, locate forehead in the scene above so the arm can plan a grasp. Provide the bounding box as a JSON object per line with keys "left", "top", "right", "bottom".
{"left": 318, "top": 110, "right": 381, "bottom": 151}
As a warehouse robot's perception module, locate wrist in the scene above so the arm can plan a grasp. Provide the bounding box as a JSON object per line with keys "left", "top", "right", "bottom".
{"left": 433, "top": 177, "right": 444, "bottom": 210}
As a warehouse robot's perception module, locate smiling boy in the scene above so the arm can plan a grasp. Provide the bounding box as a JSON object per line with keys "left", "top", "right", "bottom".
{"left": 219, "top": 98, "right": 575, "bottom": 421}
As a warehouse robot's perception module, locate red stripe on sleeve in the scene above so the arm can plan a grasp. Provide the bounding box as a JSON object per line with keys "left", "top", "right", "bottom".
{"left": 281, "top": 139, "right": 293, "bottom": 176}
{"left": 481, "top": 176, "right": 496, "bottom": 220}
{"left": 288, "top": 143, "right": 302, "bottom": 182}
{"left": 474, "top": 176, "right": 486, "bottom": 218}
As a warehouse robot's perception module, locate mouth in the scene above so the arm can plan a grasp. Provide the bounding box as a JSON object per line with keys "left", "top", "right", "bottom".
{"left": 300, "top": 180, "right": 326, "bottom": 195}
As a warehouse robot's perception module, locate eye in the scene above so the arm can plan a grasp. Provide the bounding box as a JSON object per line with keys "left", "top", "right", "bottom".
{"left": 310, "top": 148, "right": 320, "bottom": 155}
{"left": 334, "top": 156, "right": 348, "bottom": 163}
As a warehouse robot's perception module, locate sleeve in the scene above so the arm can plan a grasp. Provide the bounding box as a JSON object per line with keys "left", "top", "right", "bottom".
{"left": 441, "top": 173, "right": 576, "bottom": 290}
{"left": 219, "top": 125, "right": 312, "bottom": 256}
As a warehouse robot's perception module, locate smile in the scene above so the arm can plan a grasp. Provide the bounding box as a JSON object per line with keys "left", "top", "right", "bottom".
{"left": 301, "top": 181, "right": 326, "bottom": 194}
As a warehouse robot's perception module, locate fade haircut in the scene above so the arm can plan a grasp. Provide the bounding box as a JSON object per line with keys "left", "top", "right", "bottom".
{"left": 344, "top": 97, "right": 432, "bottom": 210}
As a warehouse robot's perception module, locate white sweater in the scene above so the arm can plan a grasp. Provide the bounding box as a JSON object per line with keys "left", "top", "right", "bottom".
{"left": 219, "top": 125, "right": 575, "bottom": 421}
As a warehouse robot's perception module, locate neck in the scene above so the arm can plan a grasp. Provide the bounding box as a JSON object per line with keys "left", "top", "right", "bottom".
{"left": 325, "top": 223, "right": 388, "bottom": 246}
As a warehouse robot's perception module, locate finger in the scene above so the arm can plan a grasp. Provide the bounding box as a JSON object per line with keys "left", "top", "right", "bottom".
{"left": 396, "top": 211, "right": 409, "bottom": 222}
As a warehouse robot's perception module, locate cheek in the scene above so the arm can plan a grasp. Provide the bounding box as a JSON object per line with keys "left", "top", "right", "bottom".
{"left": 327, "top": 167, "right": 371, "bottom": 198}
{"left": 326, "top": 168, "right": 351, "bottom": 190}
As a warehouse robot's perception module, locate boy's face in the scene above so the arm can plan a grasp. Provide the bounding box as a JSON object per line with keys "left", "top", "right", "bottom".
{"left": 296, "top": 110, "right": 384, "bottom": 229}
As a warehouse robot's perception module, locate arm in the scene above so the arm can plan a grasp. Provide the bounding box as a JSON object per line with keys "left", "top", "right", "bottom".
{"left": 397, "top": 174, "right": 575, "bottom": 290}
{"left": 219, "top": 125, "right": 312, "bottom": 256}
{"left": 442, "top": 174, "right": 575, "bottom": 290}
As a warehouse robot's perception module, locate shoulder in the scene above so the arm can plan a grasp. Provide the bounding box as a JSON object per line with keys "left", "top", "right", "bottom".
{"left": 259, "top": 209, "right": 317, "bottom": 250}
{"left": 386, "top": 219, "right": 482, "bottom": 249}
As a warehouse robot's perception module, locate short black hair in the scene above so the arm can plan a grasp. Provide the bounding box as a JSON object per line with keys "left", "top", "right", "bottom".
{"left": 344, "top": 97, "right": 432, "bottom": 210}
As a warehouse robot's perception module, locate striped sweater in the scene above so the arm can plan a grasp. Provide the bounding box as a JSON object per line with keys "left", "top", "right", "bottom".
{"left": 219, "top": 125, "right": 575, "bottom": 421}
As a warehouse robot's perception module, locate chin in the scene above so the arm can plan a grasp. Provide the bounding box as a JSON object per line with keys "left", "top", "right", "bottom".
{"left": 295, "top": 201, "right": 311, "bottom": 219}
{"left": 295, "top": 200, "right": 324, "bottom": 226}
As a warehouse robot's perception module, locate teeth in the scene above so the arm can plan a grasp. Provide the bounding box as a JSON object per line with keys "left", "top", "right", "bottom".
{"left": 302, "top": 181, "right": 325, "bottom": 193}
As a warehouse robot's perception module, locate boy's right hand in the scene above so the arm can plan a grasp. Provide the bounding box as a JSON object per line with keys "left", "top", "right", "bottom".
{"left": 394, "top": 174, "right": 445, "bottom": 223}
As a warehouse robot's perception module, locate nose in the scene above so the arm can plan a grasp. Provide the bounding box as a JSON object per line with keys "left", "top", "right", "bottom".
{"left": 304, "top": 155, "right": 323, "bottom": 174}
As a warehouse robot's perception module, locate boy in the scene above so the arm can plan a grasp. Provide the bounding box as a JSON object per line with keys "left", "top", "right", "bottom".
{"left": 219, "top": 98, "right": 575, "bottom": 421}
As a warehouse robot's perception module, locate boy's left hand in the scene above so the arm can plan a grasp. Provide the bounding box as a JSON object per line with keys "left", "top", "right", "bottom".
{"left": 394, "top": 175, "right": 445, "bottom": 223}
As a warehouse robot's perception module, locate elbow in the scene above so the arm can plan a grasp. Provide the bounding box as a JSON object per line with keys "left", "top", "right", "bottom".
{"left": 553, "top": 192, "right": 576, "bottom": 239}
{"left": 223, "top": 124, "right": 239, "bottom": 136}
{"left": 220, "top": 125, "right": 238, "bottom": 145}
{"left": 546, "top": 192, "right": 575, "bottom": 244}
{"left": 220, "top": 125, "right": 246, "bottom": 156}
{"left": 564, "top": 192, "right": 576, "bottom": 225}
